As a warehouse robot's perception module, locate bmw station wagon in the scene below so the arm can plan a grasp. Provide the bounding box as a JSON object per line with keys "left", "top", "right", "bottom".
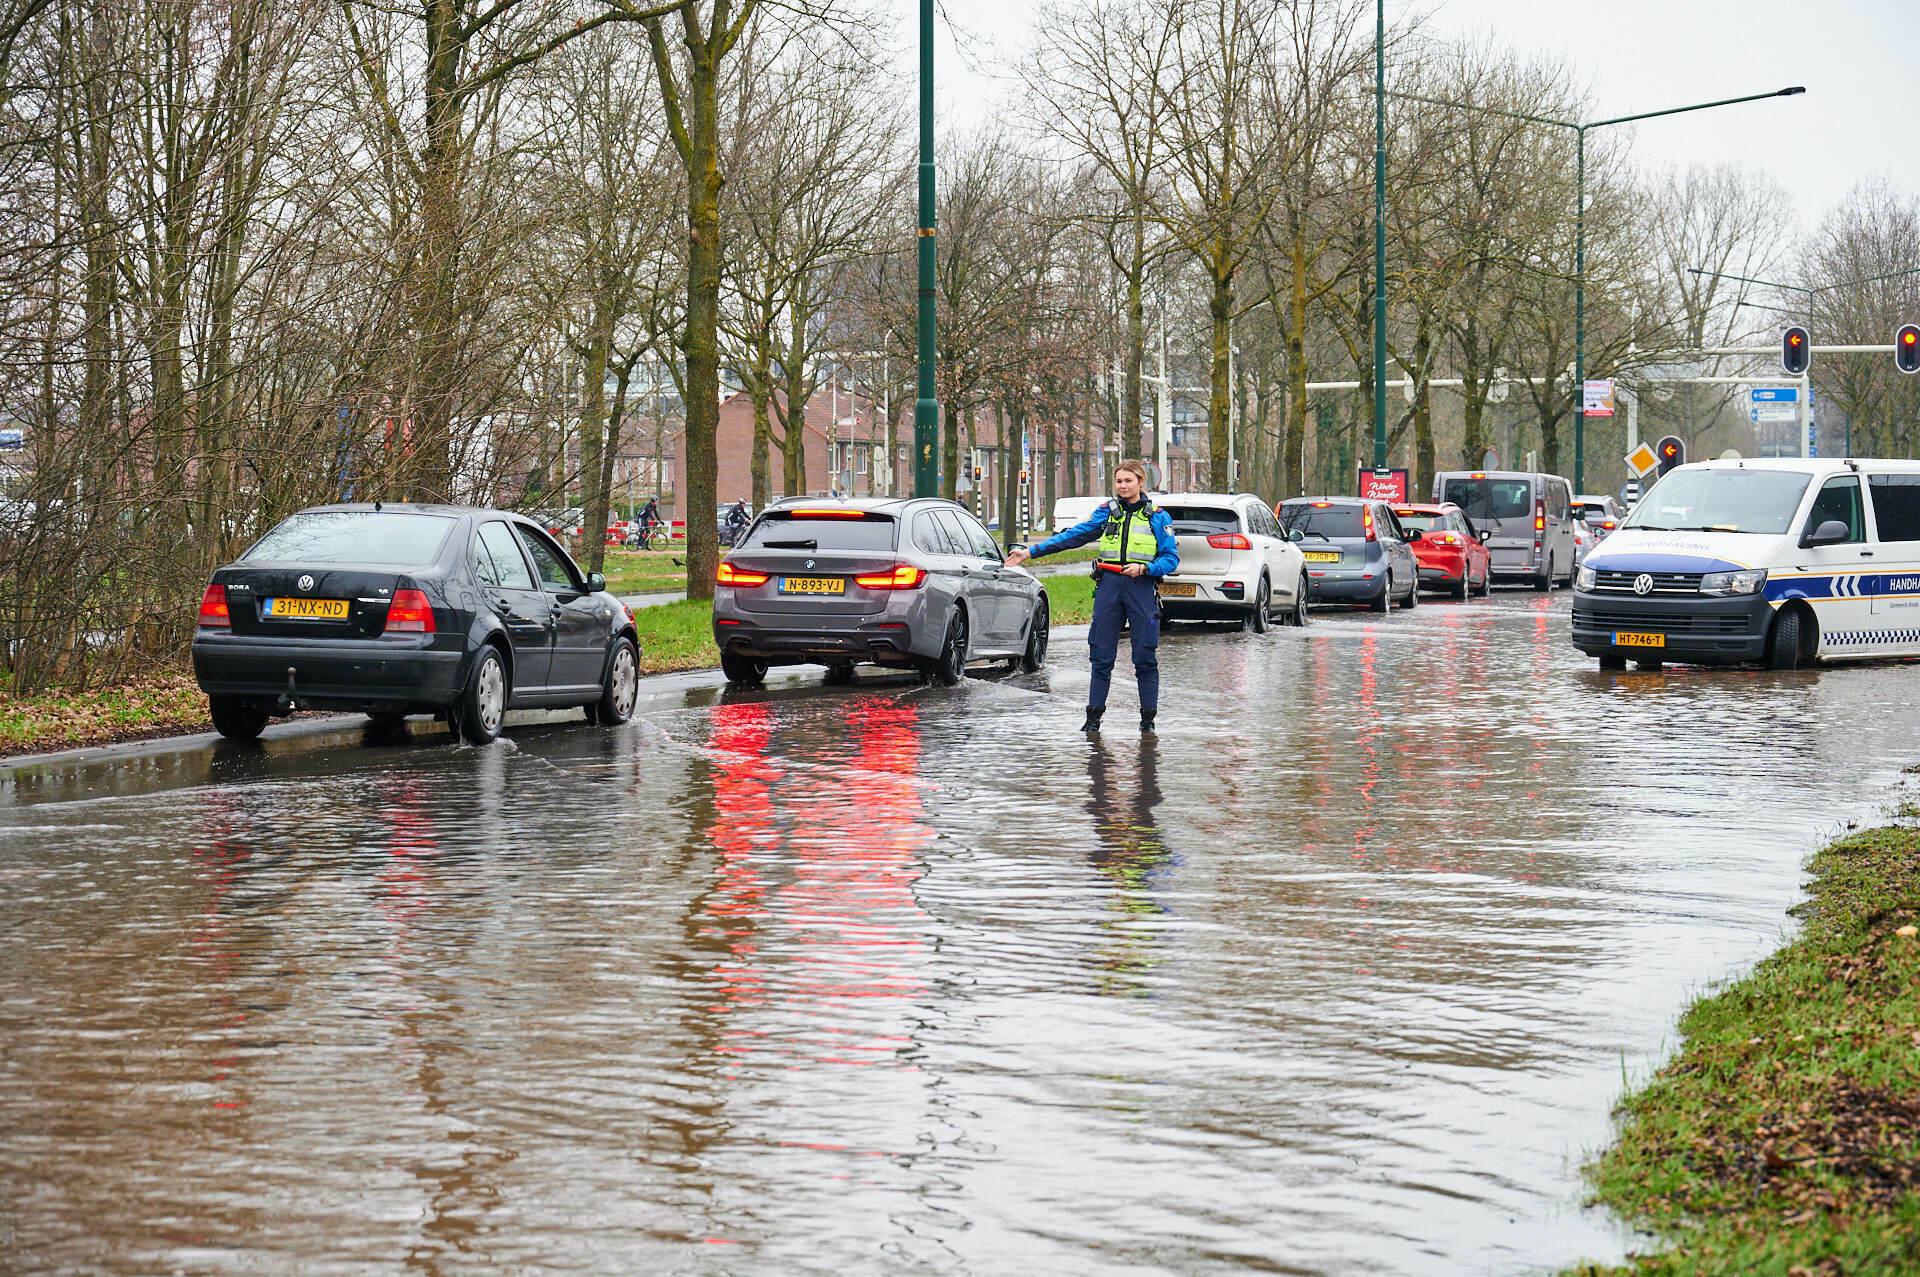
{"left": 711, "top": 497, "right": 1049, "bottom": 686}
{"left": 193, "top": 504, "right": 640, "bottom": 744}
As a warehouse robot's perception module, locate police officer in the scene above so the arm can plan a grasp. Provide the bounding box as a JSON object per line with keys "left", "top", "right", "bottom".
{"left": 1005, "top": 459, "right": 1178, "bottom": 733}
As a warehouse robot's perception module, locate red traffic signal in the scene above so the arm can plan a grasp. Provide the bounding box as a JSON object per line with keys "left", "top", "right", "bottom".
{"left": 1782, "top": 326, "right": 1810, "bottom": 375}
{"left": 1898, "top": 324, "right": 1920, "bottom": 375}
{"left": 1655, "top": 435, "right": 1686, "bottom": 476}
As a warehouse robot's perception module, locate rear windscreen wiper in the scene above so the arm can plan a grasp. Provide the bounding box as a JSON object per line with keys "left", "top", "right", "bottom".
{"left": 765, "top": 539, "right": 818, "bottom": 549}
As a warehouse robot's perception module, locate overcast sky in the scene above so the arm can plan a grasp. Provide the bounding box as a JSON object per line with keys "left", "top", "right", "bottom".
{"left": 931, "top": 0, "right": 1917, "bottom": 232}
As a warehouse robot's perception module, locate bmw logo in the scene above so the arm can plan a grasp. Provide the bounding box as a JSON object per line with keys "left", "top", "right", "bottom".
{"left": 805, "top": 560, "right": 815, "bottom": 570}
{"left": 1633, "top": 573, "right": 1654, "bottom": 595}
{"left": 298, "top": 574, "right": 315, "bottom": 592}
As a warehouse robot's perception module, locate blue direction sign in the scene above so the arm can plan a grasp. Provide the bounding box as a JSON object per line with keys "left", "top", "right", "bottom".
{"left": 1750, "top": 386, "right": 1799, "bottom": 424}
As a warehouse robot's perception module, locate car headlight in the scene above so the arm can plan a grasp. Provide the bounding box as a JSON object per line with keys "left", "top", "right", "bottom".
{"left": 1699, "top": 568, "right": 1767, "bottom": 596}
{"left": 1575, "top": 564, "right": 1597, "bottom": 591}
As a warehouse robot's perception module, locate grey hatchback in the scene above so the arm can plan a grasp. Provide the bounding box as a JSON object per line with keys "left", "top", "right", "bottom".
{"left": 1276, "top": 497, "right": 1422, "bottom": 612}
{"left": 711, "top": 497, "right": 1050, "bottom": 685}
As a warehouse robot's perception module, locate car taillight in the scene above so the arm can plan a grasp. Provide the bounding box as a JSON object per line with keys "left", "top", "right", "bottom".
{"left": 384, "top": 588, "right": 435, "bottom": 634}
{"left": 853, "top": 564, "right": 927, "bottom": 590}
{"left": 1432, "top": 533, "right": 1459, "bottom": 545}
{"left": 787, "top": 508, "right": 865, "bottom": 519}
{"left": 1206, "top": 533, "right": 1251, "bottom": 550}
{"left": 1534, "top": 498, "right": 1545, "bottom": 533}
{"left": 197, "top": 583, "right": 229, "bottom": 627}
{"left": 1602, "top": 520, "right": 1616, "bottom": 530}
{"left": 716, "top": 562, "right": 770, "bottom": 586}
{"left": 1363, "top": 508, "right": 1377, "bottom": 541}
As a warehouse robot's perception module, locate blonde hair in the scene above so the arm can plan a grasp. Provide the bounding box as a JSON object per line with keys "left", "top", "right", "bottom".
{"left": 1114, "top": 458, "right": 1148, "bottom": 483}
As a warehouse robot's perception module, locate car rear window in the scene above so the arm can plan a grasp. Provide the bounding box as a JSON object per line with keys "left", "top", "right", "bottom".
{"left": 1160, "top": 504, "right": 1240, "bottom": 535}
{"left": 741, "top": 513, "right": 897, "bottom": 551}
{"left": 1441, "top": 478, "right": 1532, "bottom": 521}
{"left": 1392, "top": 510, "right": 1444, "bottom": 531}
{"left": 1278, "top": 503, "right": 1364, "bottom": 538}
{"left": 244, "top": 511, "right": 454, "bottom": 566}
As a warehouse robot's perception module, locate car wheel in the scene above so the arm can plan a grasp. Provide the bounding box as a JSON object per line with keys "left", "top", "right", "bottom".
{"left": 1475, "top": 566, "right": 1492, "bottom": 597}
{"left": 454, "top": 647, "right": 508, "bottom": 744}
{"left": 1245, "top": 576, "right": 1272, "bottom": 632}
{"left": 1598, "top": 654, "right": 1627, "bottom": 670}
{"left": 929, "top": 608, "right": 968, "bottom": 686}
{"left": 721, "top": 652, "right": 768, "bottom": 686}
{"left": 823, "top": 660, "right": 856, "bottom": 685}
{"left": 1534, "top": 558, "right": 1552, "bottom": 591}
{"left": 1767, "top": 608, "right": 1804, "bottom": 671}
{"left": 589, "top": 637, "right": 638, "bottom": 725}
{"left": 1289, "top": 575, "right": 1309, "bottom": 627}
{"left": 1369, "top": 575, "right": 1391, "bottom": 613}
{"left": 209, "top": 695, "right": 268, "bottom": 742}
{"left": 1400, "top": 572, "right": 1418, "bottom": 608}
{"left": 1450, "top": 574, "right": 1469, "bottom": 599}
{"left": 1018, "top": 599, "right": 1050, "bottom": 672}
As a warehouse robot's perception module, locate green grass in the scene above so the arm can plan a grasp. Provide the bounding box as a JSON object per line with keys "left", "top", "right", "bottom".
{"left": 1564, "top": 822, "right": 1920, "bottom": 1276}
{"left": 599, "top": 548, "right": 687, "bottom": 595}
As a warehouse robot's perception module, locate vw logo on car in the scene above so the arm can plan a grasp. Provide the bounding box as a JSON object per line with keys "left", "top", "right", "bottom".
{"left": 1633, "top": 573, "right": 1654, "bottom": 595}
{"left": 297, "top": 574, "right": 315, "bottom": 592}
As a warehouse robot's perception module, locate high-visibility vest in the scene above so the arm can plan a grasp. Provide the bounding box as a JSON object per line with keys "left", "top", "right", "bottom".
{"left": 1097, "top": 501, "right": 1159, "bottom": 566}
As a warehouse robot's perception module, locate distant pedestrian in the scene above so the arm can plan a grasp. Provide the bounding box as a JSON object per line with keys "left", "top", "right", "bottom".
{"left": 1003, "top": 459, "right": 1178, "bottom": 733}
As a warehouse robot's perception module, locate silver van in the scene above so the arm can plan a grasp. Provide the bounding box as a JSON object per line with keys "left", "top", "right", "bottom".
{"left": 1431, "top": 470, "right": 1577, "bottom": 589}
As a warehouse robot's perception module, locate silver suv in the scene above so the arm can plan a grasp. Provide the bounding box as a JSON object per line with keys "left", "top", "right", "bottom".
{"left": 711, "top": 497, "right": 1049, "bottom": 686}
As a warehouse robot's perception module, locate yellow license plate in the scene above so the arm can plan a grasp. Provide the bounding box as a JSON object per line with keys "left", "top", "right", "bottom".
{"left": 1303, "top": 551, "right": 1340, "bottom": 563}
{"left": 1159, "top": 582, "right": 1197, "bottom": 597}
{"left": 779, "top": 576, "right": 845, "bottom": 595}
{"left": 1613, "top": 631, "right": 1665, "bottom": 648}
{"left": 265, "top": 597, "right": 349, "bottom": 619}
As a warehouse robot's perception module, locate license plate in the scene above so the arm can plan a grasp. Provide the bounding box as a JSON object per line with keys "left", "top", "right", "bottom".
{"left": 1303, "top": 551, "right": 1340, "bottom": 563}
{"left": 779, "top": 576, "right": 845, "bottom": 595}
{"left": 264, "top": 597, "right": 349, "bottom": 619}
{"left": 1613, "top": 631, "right": 1665, "bottom": 648}
{"left": 1159, "top": 582, "right": 1197, "bottom": 597}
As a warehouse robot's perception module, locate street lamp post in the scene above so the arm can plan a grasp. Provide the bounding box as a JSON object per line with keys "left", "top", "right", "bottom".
{"left": 912, "top": 0, "right": 938, "bottom": 498}
{"left": 1371, "top": 0, "right": 1387, "bottom": 470}
{"left": 1394, "top": 85, "right": 1804, "bottom": 492}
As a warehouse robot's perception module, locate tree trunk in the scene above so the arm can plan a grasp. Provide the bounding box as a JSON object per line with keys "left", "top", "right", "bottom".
{"left": 1208, "top": 255, "right": 1232, "bottom": 491}
{"left": 579, "top": 301, "right": 611, "bottom": 573}
{"left": 1043, "top": 422, "right": 1057, "bottom": 528}
{"left": 749, "top": 381, "right": 771, "bottom": 506}
{"left": 1127, "top": 210, "right": 1147, "bottom": 459}
{"left": 940, "top": 393, "right": 959, "bottom": 501}
{"left": 1412, "top": 318, "right": 1434, "bottom": 500}
{"left": 408, "top": 0, "right": 465, "bottom": 502}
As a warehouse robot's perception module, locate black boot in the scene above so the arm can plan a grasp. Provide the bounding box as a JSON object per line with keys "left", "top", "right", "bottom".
{"left": 1139, "top": 709, "right": 1156, "bottom": 734}
{"left": 1080, "top": 706, "right": 1104, "bottom": 733}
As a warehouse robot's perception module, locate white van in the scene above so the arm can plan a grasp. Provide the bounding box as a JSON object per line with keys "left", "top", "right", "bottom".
{"left": 1571, "top": 457, "right": 1920, "bottom": 670}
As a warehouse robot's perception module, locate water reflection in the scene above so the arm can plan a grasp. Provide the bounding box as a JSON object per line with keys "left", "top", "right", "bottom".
{"left": 1086, "top": 737, "right": 1177, "bottom": 996}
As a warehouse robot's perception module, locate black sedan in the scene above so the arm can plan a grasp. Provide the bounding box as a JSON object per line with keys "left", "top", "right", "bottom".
{"left": 192, "top": 504, "right": 641, "bottom": 744}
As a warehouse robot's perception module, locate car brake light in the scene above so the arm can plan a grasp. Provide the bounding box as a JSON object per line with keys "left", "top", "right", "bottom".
{"left": 197, "top": 583, "right": 229, "bottom": 627}
{"left": 1432, "top": 533, "right": 1458, "bottom": 545}
{"left": 384, "top": 588, "right": 435, "bottom": 634}
{"left": 716, "top": 562, "right": 770, "bottom": 586}
{"left": 853, "top": 564, "right": 927, "bottom": 590}
{"left": 786, "top": 508, "right": 865, "bottom": 519}
{"left": 1206, "top": 533, "right": 1251, "bottom": 550}
{"left": 1534, "top": 497, "right": 1546, "bottom": 533}
{"left": 1602, "top": 520, "right": 1616, "bottom": 530}
{"left": 1363, "top": 508, "right": 1376, "bottom": 541}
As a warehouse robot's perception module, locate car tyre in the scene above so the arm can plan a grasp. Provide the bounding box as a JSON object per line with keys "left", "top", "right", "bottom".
{"left": 721, "top": 652, "right": 768, "bottom": 686}
{"left": 454, "top": 647, "right": 507, "bottom": 745}
{"left": 929, "top": 608, "right": 968, "bottom": 686}
{"left": 823, "top": 661, "right": 857, "bottom": 685}
{"left": 1534, "top": 558, "right": 1552, "bottom": 591}
{"left": 1450, "top": 574, "right": 1469, "bottom": 599}
{"left": 1287, "top": 575, "right": 1309, "bottom": 627}
{"left": 1018, "top": 599, "right": 1050, "bottom": 672}
{"left": 1399, "top": 571, "right": 1418, "bottom": 609}
{"left": 1245, "top": 576, "right": 1272, "bottom": 632}
{"left": 1475, "top": 566, "right": 1492, "bottom": 597}
{"left": 1767, "top": 609, "right": 1804, "bottom": 671}
{"left": 209, "top": 695, "right": 268, "bottom": 742}
{"left": 1598, "top": 654, "right": 1628, "bottom": 670}
{"left": 588, "top": 637, "right": 639, "bottom": 725}
{"left": 1370, "top": 575, "right": 1391, "bottom": 613}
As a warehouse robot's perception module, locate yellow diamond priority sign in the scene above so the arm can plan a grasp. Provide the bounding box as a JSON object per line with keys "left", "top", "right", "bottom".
{"left": 1625, "top": 442, "right": 1659, "bottom": 477}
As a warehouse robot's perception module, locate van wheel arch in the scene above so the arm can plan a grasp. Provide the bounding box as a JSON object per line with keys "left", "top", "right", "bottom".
{"left": 1768, "top": 601, "right": 1818, "bottom": 668}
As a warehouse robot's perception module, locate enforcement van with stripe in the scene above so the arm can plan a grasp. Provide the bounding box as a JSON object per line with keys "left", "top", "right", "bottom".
{"left": 1570, "top": 457, "right": 1920, "bottom": 670}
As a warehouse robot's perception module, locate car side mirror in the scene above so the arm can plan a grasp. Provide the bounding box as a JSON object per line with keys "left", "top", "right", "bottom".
{"left": 1287, "top": 528, "right": 1304, "bottom": 542}
{"left": 586, "top": 572, "right": 607, "bottom": 592}
{"left": 1478, "top": 527, "right": 1493, "bottom": 542}
{"left": 1404, "top": 529, "right": 1421, "bottom": 542}
{"left": 1801, "top": 519, "right": 1851, "bottom": 548}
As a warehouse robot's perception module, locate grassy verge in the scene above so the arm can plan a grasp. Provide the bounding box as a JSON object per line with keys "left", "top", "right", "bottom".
{"left": 1566, "top": 822, "right": 1920, "bottom": 1276}
{"left": 0, "top": 670, "right": 211, "bottom": 756}
{"left": 599, "top": 547, "right": 687, "bottom": 595}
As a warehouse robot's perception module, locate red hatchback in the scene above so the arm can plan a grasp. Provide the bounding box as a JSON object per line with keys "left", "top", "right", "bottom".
{"left": 1392, "top": 502, "right": 1491, "bottom": 597}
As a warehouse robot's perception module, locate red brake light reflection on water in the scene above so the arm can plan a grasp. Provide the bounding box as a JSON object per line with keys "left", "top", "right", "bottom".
{"left": 197, "top": 583, "right": 229, "bottom": 627}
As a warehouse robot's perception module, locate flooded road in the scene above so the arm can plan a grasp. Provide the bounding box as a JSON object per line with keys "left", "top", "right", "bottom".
{"left": 5, "top": 590, "right": 1919, "bottom": 1274}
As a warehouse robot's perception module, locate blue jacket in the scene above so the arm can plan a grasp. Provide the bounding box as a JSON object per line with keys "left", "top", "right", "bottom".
{"left": 1028, "top": 499, "right": 1180, "bottom": 577}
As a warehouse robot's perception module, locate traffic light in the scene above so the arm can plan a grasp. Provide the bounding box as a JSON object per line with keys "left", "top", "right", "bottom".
{"left": 1781, "top": 326, "right": 1810, "bottom": 375}
{"left": 1656, "top": 435, "right": 1686, "bottom": 476}
{"left": 1898, "top": 324, "right": 1920, "bottom": 375}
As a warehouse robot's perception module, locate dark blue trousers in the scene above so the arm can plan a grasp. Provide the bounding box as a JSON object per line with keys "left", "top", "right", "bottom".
{"left": 1087, "top": 570, "right": 1160, "bottom": 711}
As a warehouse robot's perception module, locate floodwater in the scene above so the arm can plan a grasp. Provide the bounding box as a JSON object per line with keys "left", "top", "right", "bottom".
{"left": 4, "top": 591, "right": 1918, "bottom": 1275}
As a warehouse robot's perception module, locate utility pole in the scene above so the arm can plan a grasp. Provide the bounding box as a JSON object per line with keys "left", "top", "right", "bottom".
{"left": 912, "top": 0, "right": 938, "bottom": 497}
{"left": 1371, "top": 0, "right": 1387, "bottom": 470}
